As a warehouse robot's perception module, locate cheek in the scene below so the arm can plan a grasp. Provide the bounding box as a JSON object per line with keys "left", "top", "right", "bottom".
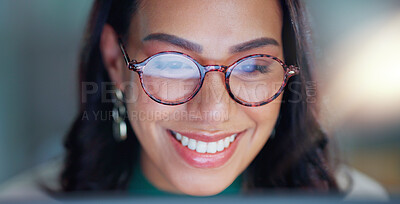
{"left": 123, "top": 71, "right": 158, "bottom": 108}
{"left": 123, "top": 73, "right": 166, "bottom": 147}
{"left": 246, "top": 94, "right": 282, "bottom": 125}
{"left": 243, "top": 94, "right": 282, "bottom": 152}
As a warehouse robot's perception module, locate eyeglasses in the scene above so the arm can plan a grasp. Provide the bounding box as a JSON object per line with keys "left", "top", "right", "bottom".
{"left": 118, "top": 40, "right": 299, "bottom": 107}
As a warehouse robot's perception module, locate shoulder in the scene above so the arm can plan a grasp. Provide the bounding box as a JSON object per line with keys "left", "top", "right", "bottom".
{"left": 335, "top": 164, "right": 389, "bottom": 201}
{"left": 0, "top": 157, "right": 62, "bottom": 201}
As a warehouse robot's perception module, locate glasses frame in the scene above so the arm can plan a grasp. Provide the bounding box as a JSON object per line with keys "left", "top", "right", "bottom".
{"left": 118, "top": 40, "right": 300, "bottom": 107}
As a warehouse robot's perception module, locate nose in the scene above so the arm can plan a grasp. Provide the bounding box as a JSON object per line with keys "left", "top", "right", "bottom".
{"left": 185, "top": 69, "right": 236, "bottom": 124}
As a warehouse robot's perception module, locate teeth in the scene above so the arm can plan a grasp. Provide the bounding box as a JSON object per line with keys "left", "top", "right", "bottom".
{"left": 229, "top": 134, "right": 237, "bottom": 142}
{"left": 181, "top": 136, "right": 189, "bottom": 146}
{"left": 172, "top": 131, "right": 238, "bottom": 154}
{"left": 207, "top": 142, "right": 217, "bottom": 153}
{"left": 188, "top": 139, "right": 197, "bottom": 150}
{"left": 196, "top": 141, "right": 207, "bottom": 153}
{"left": 217, "top": 139, "right": 224, "bottom": 152}
{"left": 175, "top": 132, "right": 182, "bottom": 141}
{"left": 223, "top": 137, "right": 230, "bottom": 148}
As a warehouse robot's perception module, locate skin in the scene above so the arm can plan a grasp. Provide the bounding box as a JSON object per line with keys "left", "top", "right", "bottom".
{"left": 101, "top": 0, "right": 283, "bottom": 196}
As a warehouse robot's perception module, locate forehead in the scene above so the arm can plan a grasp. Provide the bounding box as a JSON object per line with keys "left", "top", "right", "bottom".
{"left": 132, "top": 0, "right": 283, "bottom": 59}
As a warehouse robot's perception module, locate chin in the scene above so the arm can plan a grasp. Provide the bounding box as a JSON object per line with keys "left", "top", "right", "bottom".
{"left": 173, "top": 177, "right": 234, "bottom": 196}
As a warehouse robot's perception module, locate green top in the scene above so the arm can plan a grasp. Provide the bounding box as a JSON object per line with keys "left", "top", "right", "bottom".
{"left": 128, "top": 163, "right": 242, "bottom": 196}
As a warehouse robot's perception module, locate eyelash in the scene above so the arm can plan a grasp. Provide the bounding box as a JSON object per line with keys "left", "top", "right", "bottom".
{"left": 239, "top": 64, "right": 270, "bottom": 73}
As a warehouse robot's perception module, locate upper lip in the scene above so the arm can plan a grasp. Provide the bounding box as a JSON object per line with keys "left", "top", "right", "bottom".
{"left": 168, "top": 129, "right": 243, "bottom": 142}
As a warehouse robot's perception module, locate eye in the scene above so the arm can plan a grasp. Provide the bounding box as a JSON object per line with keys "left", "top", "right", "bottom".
{"left": 235, "top": 58, "right": 273, "bottom": 74}
{"left": 230, "top": 57, "right": 282, "bottom": 82}
{"left": 144, "top": 53, "right": 200, "bottom": 79}
{"left": 152, "top": 60, "right": 194, "bottom": 70}
{"left": 239, "top": 64, "right": 270, "bottom": 73}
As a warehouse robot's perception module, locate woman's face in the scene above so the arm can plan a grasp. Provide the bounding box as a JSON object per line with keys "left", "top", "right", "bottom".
{"left": 110, "top": 0, "right": 283, "bottom": 196}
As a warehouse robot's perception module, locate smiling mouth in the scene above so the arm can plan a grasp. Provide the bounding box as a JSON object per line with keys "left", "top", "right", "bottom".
{"left": 168, "top": 130, "right": 238, "bottom": 154}
{"left": 167, "top": 129, "right": 245, "bottom": 168}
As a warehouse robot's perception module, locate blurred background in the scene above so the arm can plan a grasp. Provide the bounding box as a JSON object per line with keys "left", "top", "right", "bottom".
{"left": 0, "top": 0, "right": 399, "bottom": 195}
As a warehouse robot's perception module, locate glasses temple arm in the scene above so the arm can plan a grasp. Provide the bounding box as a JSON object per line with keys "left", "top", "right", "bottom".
{"left": 118, "top": 38, "right": 131, "bottom": 66}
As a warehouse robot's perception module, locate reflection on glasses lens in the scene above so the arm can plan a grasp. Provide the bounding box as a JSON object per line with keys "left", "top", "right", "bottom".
{"left": 142, "top": 53, "right": 201, "bottom": 103}
{"left": 229, "top": 57, "right": 285, "bottom": 103}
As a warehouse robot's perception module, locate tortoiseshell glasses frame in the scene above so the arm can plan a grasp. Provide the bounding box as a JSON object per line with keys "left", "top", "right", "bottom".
{"left": 118, "top": 40, "right": 300, "bottom": 107}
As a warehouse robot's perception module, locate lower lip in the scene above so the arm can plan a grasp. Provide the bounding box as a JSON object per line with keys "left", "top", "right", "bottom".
{"left": 167, "top": 130, "right": 243, "bottom": 168}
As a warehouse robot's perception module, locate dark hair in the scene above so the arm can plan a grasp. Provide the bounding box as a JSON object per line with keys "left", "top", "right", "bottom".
{"left": 61, "top": 0, "right": 338, "bottom": 192}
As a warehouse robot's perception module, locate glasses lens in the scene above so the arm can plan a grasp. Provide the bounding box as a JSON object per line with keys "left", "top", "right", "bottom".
{"left": 142, "top": 53, "right": 201, "bottom": 103}
{"left": 229, "top": 56, "right": 285, "bottom": 103}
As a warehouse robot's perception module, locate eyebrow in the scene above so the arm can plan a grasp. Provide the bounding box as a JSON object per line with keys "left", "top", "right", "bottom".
{"left": 143, "top": 33, "right": 279, "bottom": 54}
{"left": 229, "top": 37, "right": 279, "bottom": 53}
{"left": 143, "top": 33, "right": 203, "bottom": 53}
